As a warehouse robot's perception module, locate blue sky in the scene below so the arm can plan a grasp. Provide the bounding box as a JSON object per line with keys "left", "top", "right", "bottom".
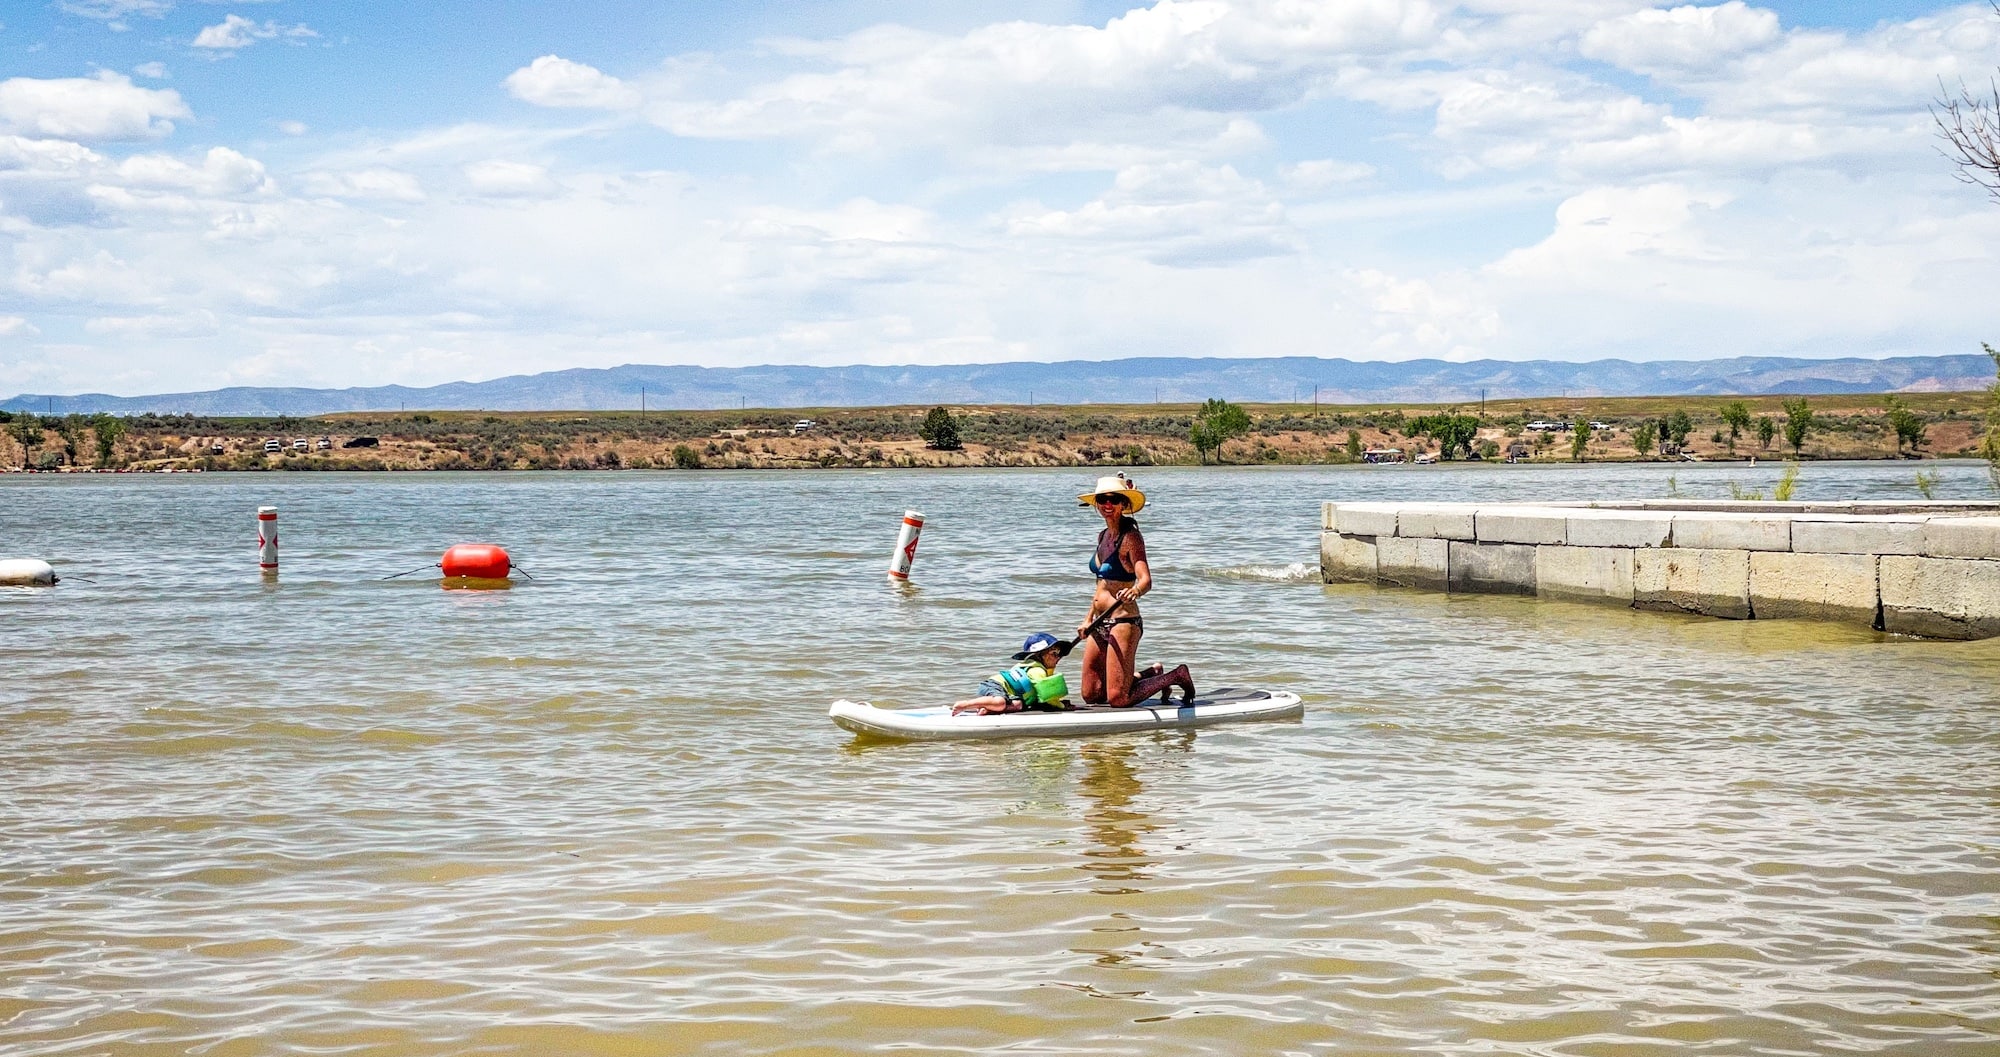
{"left": 0, "top": 0, "right": 1995, "bottom": 395}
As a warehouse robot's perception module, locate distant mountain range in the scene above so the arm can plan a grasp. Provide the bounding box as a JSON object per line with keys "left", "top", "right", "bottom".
{"left": 5, "top": 354, "right": 1994, "bottom": 416}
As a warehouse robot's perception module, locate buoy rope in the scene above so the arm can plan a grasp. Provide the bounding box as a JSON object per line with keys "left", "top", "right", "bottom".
{"left": 511, "top": 565, "right": 535, "bottom": 580}
{"left": 381, "top": 562, "right": 443, "bottom": 581}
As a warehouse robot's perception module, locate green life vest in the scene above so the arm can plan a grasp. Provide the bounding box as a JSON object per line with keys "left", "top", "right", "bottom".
{"left": 996, "top": 663, "right": 1037, "bottom": 702}
{"left": 997, "top": 661, "right": 1067, "bottom": 706}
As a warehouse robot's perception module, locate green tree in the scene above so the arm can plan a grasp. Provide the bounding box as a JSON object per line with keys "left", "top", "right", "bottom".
{"left": 1883, "top": 396, "right": 1926, "bottom": 455}
{"left": 9, "top": 414, "right": 42, "bottom": 469}
{"left": 90, "top": 413, "right": 126, "bottom": 466}
{"left": 1570, "top": 418, "right": 1594, "bottom": 462}
{"left": 1756, "top": 415, "right": 1777, "bottom": 451}
{"left": 1719, "top": 401, "right": 1751, "bottom": 452}
{"left": 919, "top": 406, "right": 963, "bottom": 451}
{"left": 1344, "top": 429, "right": 1363, "bottom": 461}
{"left": 1781, "top": 397, "right": 1815, "bottom": 456}
{"left": 1189, "top": 398, "right": 1250, "bottom": 463}
{"left": 1633, "top": 420, "right": 1657, "bottom": 459}
{"left": 671, "top": 444, "right": 703, "bottom": 469}
{"left": 1666, "top": 409, "right": 1694, "bottom": 451}
{"left": 1409, "top": 413, "right": 1481, "bottom": 460}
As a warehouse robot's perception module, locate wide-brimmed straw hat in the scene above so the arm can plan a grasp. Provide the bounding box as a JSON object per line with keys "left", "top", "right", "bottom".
{"left": 1076, "top": 473, "right": 1145, "bottom": 514}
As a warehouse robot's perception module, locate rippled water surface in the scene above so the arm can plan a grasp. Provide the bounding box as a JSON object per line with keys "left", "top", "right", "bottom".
{"left": 4, "top": 462, "right": 1998, "bottom": 1056}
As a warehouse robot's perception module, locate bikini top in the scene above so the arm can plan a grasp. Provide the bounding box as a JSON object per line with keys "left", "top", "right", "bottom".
{"left": 1089, "top": 518, "right": 1140, "bottom": 582}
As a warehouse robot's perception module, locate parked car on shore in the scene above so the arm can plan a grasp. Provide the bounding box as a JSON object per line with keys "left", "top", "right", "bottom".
{"left": 262, "top": 439, "right": 281, "bottom": 452}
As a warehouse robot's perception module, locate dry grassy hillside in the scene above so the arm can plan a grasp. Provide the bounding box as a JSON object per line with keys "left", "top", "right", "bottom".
{"left": 1, "top": 392, "right": 1994, "bottom": 472}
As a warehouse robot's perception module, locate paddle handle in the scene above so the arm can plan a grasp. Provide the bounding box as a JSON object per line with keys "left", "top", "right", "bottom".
{"left": 1056, "top": 605, "right": 1120, "bottom": 658}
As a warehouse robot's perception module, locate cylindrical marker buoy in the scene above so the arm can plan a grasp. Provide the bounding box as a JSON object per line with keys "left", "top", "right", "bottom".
{"left": 257, "top": 506, "right": 278, "bottom": 573}
{"left": 441, "top": 543, "right": 511, "bottom": 580}
{"left": 0, "top": 558, "right": 57, "bottom": 586}
{"left": 887, "top": 510, "right": 925, "bottom": 581}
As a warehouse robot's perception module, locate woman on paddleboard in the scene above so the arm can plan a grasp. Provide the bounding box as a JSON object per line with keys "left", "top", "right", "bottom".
{"left": 1077, "top": 474, "right": 1195, "bottom": 707}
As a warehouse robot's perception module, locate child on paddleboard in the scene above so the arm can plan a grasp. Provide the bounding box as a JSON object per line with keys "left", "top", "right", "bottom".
{"left": 953, "top": 632, "right": 1073, "bottom": 715}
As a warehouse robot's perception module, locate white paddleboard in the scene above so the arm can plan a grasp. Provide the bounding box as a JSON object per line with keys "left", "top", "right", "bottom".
{"left": 828, "top": 688, "right": 1303, "bottom": 741}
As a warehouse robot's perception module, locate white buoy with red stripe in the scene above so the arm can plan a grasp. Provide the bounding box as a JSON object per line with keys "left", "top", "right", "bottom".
{"left": 441, "top": 543, "right": 511, "bottom": 580}
{"left": 257, "top": 506, "right": 278, "bottom": 573}
{"left": 887, "top": 509, "right": 925, "bottom": 581}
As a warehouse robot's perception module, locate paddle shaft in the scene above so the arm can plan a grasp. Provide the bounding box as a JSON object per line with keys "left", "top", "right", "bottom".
{"left": 1056, "top": 603, "right": 1124, "bottom": 658}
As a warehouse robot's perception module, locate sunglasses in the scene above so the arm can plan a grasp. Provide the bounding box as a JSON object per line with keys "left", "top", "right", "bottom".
{"left": 1093, "top": 494, "right": 1124, "bottom": 505}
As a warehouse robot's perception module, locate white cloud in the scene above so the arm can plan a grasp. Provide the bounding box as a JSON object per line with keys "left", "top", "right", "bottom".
{"left": 1559, "top": 114, "right": 1894, "bottom": 175}
{"left": 1006, "top": 162, "right": 1297, "bottom": 266}
{"left": 132, "top": 62, "right": 168, "bottom": 80}
{"left": 0, "top": 316, "right": 39, "bottom": 338}
{"left": 505, "top": 56, "right": 641, "bottom": 109}
{"left": 1581, "top": 2, "right": 1783, "bottom": 73}
{"left": 1492, "top": 183, "right": 1737, "bottom": 281}
{"left": 1708, "top": 10, "right": 1997, "bottom": 115}
{"left": 0, "top": 73, "right": 189, "bottom": 141}
{"left": 57, "top": 0, "right": 172, "bottom": 30}
{"left": 192, "top": 15, "right": 317, "bottom": 52}
{"left": 115, "top": 147, "right": 272, "bottom": 196}
{"left": 84, "top": 310, "right": 219, "bottom": 337}
{"left": 1431, "top": 71, "right": 1666, "bottom": 173}
{"left": 297, "top": 168, "right": 426, "bottom": 202}
{"left": 646, "top": 1, "right": 1448, "bottom": 153}
{"left": 276, "top": 119, "right": 308, "bottom": 135}
{"left": 1347, "top": 268, "right": 1500, "bottom": 358}
{"left": 0, "top": 134, "right": 105, "bottom": 175}
{"left": 463, "top": 160, "right": 557, "bottom": 197}
{"left": 8, "top": 248, "right": 160, "bottom": 305}
{"left": 1282, "top": 158, "right": 1377, "bottom": 189}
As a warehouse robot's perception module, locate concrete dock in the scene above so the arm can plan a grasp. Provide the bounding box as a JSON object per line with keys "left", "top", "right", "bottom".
{"left": 1322, "top": 500, "right": 2000, "bottom": 639}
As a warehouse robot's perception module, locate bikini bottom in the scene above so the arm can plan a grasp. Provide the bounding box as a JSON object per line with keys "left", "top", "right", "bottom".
{"left": 1090, "top": 616, "right": 1142, "bottom": 641}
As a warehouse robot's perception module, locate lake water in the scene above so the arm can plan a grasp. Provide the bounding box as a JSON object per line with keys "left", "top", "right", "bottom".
{"left": 4, "top": 461, "right": 1998, "bottom": 1056}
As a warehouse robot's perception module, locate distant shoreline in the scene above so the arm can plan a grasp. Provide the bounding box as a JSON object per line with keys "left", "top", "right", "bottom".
{"left": 0, "top": 393, "right": 1991, "bottom": 473}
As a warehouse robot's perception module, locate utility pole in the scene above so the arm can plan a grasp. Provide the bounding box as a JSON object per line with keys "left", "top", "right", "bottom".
{"left": 1480, "top": 388, "right": 1485, "bottom": 416}
{"left": 1314, "top": 384, "right": 1319, "bottom": 417}
{"left": 641, "top": 386, "right": 647, "bottom": 419}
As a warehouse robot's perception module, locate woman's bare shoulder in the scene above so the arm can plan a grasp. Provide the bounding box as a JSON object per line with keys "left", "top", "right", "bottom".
{"left": 1122, "top": 523, "right": 1148, "bottom": 560}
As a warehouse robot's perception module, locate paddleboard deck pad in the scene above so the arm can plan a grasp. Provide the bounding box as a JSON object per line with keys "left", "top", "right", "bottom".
{"left": 829, "top": 688, "right": 1302, "bottom": 741}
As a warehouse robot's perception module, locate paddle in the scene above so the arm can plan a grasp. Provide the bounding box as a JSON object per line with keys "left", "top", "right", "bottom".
{"left": 1055, "top": 604, "right": 1123, "bottom": 659}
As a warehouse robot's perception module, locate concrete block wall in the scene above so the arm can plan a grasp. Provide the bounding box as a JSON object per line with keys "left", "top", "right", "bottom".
{"left": 1320, "top": 500, "right": 2000, "bottom": 640}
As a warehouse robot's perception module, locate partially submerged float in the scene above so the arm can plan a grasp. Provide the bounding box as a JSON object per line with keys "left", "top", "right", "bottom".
{"left": 0, "top": 559, "right": 57, "bottom": 586}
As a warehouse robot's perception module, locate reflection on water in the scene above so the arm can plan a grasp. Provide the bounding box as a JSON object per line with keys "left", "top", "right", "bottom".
{"left": 2, "top": 465, "right": 1998, "bottom": 1057}
{"left": 1079, "top": 742, "right": 1156, "bottom": 891}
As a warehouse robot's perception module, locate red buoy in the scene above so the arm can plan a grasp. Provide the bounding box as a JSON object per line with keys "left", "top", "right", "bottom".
{"left": 441, "top": 543, "right": 511, "bottom": 579}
